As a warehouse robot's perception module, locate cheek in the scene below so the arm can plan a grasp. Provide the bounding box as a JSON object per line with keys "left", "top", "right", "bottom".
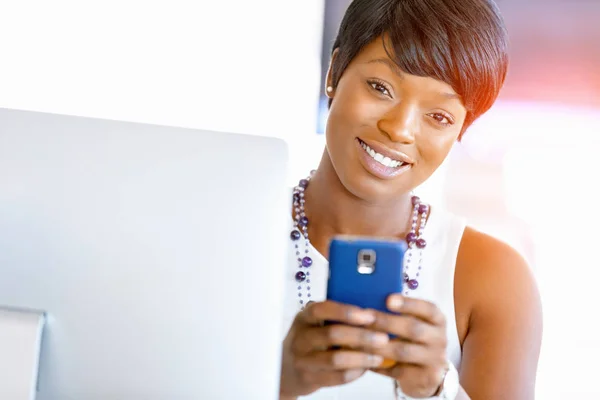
{"left": 328, "top": 85, "right": 382, "bottom": 131}
{"left": 417, "top": 135, "right": 457, "bottom": 170}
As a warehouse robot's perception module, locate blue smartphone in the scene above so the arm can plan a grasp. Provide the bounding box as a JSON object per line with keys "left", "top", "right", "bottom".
{"left": 326, "top": 236, "right": 407, "bottom": 367}
{"left": 327, "top": 236, "right": 407, "bottom": 315}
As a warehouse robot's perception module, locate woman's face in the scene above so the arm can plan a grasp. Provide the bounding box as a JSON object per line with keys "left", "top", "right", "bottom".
{"left": 325, "top": 37, "right": 468, "bottom": 203}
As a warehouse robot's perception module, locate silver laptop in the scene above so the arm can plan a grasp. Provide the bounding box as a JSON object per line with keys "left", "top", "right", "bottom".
{"left": 0, "top": 108, "right": 289, "bottom": 400}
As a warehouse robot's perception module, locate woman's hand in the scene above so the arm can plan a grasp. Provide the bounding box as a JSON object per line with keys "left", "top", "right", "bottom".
{"left": 369, "top": 295, "right": 450, "bottom": 398}
{"left": 279, "top": 301, "right": 391, "bottom": 399}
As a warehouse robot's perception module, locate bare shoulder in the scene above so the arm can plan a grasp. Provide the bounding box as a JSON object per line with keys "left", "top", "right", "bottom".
{"left": 454, "top": 226, "right": 543, "bottom": 399}
{"left": 456, "top": 226, "right": 540, "bottom": 311}
{"left": 459, "top": 225, "right": 533, "bottom": 274}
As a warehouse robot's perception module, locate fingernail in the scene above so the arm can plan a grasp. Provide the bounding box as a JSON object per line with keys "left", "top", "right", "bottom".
{"left": 344, "top": 369, "right": 363, "bottom": 382}
{"left": 369, "top": 333, "right": 389, "bottom": 347}
{"left": 389, "top": 296, "right": 403, "bottom": 309}
{"left": 368, "top": 355, "right": 384, "bottom": 367}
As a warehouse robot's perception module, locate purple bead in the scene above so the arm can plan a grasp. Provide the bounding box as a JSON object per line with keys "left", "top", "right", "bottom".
{"left": 406, "top": 232, "right": 417, "bottom": 243}
{"left": 299, "top": 179, "right": 309, "bottom": 188}
{"left": 418, "top": 203, "right": 429, "bottom": 214}
{"left": 293, "top": 193, "right": 300, "bottom": 202}
{"left": 290, "top": 230, "right": 301, "bottom": 241}
{"left": 302, "top": 256, "right": 313, "bottom": 267}
{"left": 408, "top": 279, "right": 419, "bottom": 290}
{"left": 411, "top": 196, "right": 420, "bottom": 205}
{"left": 403, "top": 272, "right": 409, "bottom": 282}
{"left": 416, "top": 238, "right": 427, "bottom": 249}
{"left": 295, "top": 271, "right": 306, "bottom": 282}
{"left": 299, "top": 216, "right": 309, "bottom": 227}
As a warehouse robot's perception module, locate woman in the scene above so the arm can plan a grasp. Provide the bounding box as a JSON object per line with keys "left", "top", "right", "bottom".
{"left": 278, "top": 0, "right": 542, "bottom": 399}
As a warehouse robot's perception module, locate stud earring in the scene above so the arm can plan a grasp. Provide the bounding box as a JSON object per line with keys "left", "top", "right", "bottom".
{"left": 326, "top": 86, "right": 334, "bottom": 93}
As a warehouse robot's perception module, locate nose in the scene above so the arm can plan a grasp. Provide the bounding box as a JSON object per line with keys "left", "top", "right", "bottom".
{"left": 376, "top": 103, "right": 418, "bottom": 144}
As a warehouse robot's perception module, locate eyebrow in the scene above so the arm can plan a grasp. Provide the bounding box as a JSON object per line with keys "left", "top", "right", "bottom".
{"left": 366, "top": 58, "right": 404, "bottom": 77}
{"left": 365, "top": 58, "right": 462, "bottom": 101}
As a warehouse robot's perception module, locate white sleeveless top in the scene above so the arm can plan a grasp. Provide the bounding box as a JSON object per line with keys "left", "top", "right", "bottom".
{"left": 281, "top": 204, "right": 467, "bottom": 400}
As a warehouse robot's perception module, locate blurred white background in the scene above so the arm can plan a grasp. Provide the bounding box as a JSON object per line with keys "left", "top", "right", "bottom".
{"left": 1, "top": 0, "right": 599, "bottom": 398}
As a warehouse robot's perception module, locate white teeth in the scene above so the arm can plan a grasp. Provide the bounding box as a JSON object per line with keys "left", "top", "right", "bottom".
{"left": 360, "top": 141, "right": 404, "bottom": 168}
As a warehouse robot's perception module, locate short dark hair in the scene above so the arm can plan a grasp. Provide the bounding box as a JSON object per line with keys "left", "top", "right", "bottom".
{"left": 329, "top": 0, "right": 509, "bottom": 139}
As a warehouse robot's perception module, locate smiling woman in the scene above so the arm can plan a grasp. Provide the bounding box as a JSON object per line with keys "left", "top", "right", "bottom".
{"left": 278, "top": 1, "right": 541, "bottom": 400}
{"left": 325, "top": 36, "right": 472, "bottom": 201}
{"left": 328, "top": 0, "right": 508, "bottom": 139}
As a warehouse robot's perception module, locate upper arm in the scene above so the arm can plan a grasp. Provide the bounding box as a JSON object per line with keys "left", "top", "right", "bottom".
{"left": 457, "top": 228, "right": 543, "bottom": 400}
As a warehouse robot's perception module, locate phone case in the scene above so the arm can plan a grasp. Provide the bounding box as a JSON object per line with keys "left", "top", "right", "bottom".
{"left": 327, "top": 236, "right": 407, "bottom": 314}
{"left": 327, "top": 237, "right": 407, "bottom": 367}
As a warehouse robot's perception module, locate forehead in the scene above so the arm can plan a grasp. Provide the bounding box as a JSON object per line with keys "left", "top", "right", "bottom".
{"left": 353, "top": 36, "right": 391, "bottom": 60}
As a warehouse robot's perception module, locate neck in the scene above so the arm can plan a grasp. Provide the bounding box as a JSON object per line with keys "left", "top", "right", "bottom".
{"left": 302, "top": 152, "right": 414, "bottom": 253}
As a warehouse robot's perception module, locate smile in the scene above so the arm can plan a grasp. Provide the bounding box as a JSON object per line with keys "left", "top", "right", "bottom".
{"left": 358, "top": 139, "right": 406, "bottom": 169}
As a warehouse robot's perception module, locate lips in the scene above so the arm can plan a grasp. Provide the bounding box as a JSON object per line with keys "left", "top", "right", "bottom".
{"left": 357, "top": 138, "right": 414, "bottom": 166}
{"left": 359, "top": 140, "right": 404, "bottom": 168}
{"left": 355, "top": 138, "right": 412, "bottom": 180}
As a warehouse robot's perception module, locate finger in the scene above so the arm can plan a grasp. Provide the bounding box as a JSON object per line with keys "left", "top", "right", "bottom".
{"left": 370, "top": 313, "right": 446, "bottom": 345}
{"left": 371, "top": 340, "right": 445, "bottom": 366}
{"left": 295, "top": 350, "right": 384, "bottom": 370}
{"left": 299, "top": 300, "right": 376, "bottom": 326}
{"left": 371, "top": 362, "right": 418, "bottom": 379}
{"left": 293, "top": 324, "right": 390, "bottom": 354}
{"left": 301, "top": 368, "right": 366, "bottom": 387}
{"left": 386, "top": 295, "right": 446, "bottom": 326}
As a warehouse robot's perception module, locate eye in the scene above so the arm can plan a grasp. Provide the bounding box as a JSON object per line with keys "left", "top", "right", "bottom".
{"left": 367, "top": 79, "right": 392, "bottom": 98}
{"left": 428, "top": 112, "right": 454, "bottom": 127}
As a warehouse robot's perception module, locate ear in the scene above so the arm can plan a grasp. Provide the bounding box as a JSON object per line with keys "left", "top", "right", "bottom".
{"left": 325, "top": 48, "right": 339, "bottom": 98}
